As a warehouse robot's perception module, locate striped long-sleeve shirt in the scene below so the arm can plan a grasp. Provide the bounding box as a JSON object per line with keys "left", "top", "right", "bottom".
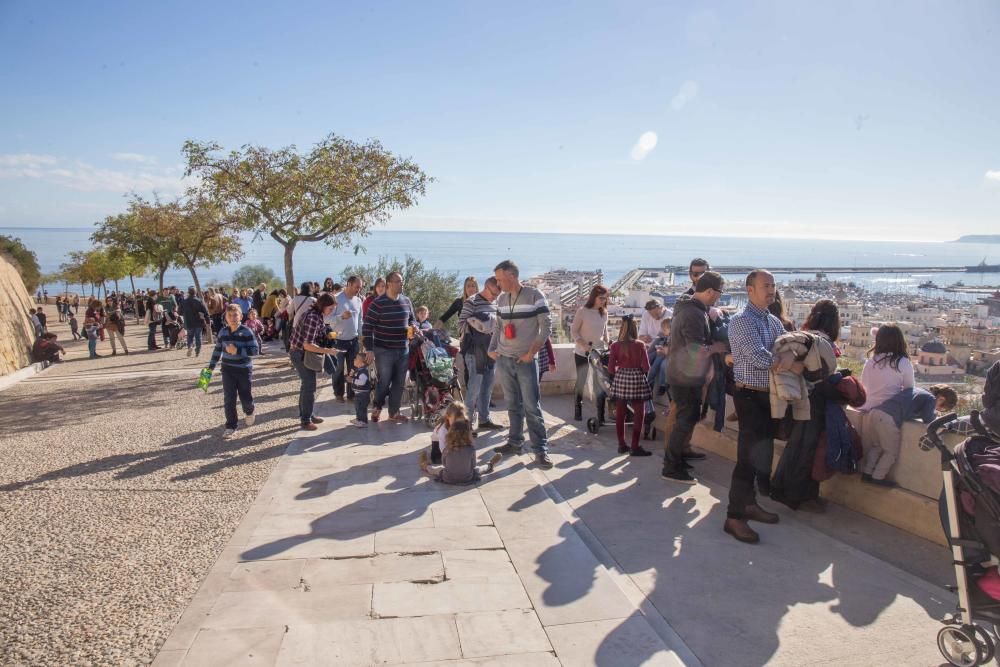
{"left": 488, "top": 285, "right": 551, "bottom": 359}
{"left": 362, "top": 294, "right": 416, "bottom": 351}
{"left": 729, "top": 302, "right": 785, "bottom": 390}
{"left": 207, "top": 324, "right": 259, "bottom": 371}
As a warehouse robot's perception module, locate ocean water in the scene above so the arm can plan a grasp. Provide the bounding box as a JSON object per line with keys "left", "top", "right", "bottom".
{"left": 5, "top": 227, "right": 999, "bottom": 299}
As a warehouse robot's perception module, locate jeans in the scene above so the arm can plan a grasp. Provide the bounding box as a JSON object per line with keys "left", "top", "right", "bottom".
{"left": 147, "top": 323, "right": 159, "bottom": 349}
{"left": 332, "top": 338, "right": 359, "bottom": 399}
{"left": 354, "top": 390, "right": 371, "bottom": 422}
{"left": 373, "top": 346, "right": 409, "bottom": 415}
{"left": 727, "top": 388, "right": 774, "bottom": 518}
{"left": 495, "top": 355, "right": 548, "bottom": 454}
{"left": 289, "top": 350, "right": 317, "bottom": 426}
{"left": 663, "top": 385, "right": 702, "bottom": 473}
{"left": 87, "top": 336, "right": 97, "bottom": 358}
{"left": 464, "top": 352, "right": 496, "bottom": 424}
{"left": 211, "top": 313, "right": 224, "bottom": 335}
{"left": 221, "top": 365, "right": 254, "bottom": 429}
{"left": 187, "top": 326, "right": 203, "bottom": 355}
{"left": 647, "top": 355, "right": 668, "bottom": 389}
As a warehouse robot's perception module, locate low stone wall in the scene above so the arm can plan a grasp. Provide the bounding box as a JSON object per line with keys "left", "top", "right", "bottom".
{"left": 0, "top": 254, "right": 34, "bottom": 377}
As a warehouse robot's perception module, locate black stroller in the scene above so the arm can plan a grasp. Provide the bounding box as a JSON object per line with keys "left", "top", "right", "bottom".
{"left": 922, "top": 410, "right": 1000, "bottom": 666}
{"left": 584, "top": 345, "right": 652, "bottom": 437}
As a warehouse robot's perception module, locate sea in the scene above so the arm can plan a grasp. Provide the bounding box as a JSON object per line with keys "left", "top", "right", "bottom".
{"left": 5, "top": 226, "right": 1000, "bottom": 302}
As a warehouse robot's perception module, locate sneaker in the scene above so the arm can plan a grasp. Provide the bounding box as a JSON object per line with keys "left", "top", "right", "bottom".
{"left": 494, "top": 443, "right": 523, "bottom": 455}
{"left": 187, "top": 347, "right": 193, "bottom": 357}
{"left": 860, "top": 473, "right": 873, "bottom": 482}
{"left": 486, "top": 452, "right": 502, "bottom": 472}
{"left": 371, "top": 408, "right": 382, "bottom": 423}
{"left": 865, "top": 476, "right": 897, "bottom": 488}
{"left": 661, "top": 470, "right": 697, "bottom": 485}
{"left": 630, "top": 446, "right": 653, "bottom": 457}
{"left": 222, "top": 428, "right": 236, "bottom": 440}
{"left": 389, "top": 413, "right": 409, "bottom": 423}
{"left": 350, "top": 418, "right": 368, "bottom": 428}
{"left": 618, "top": 444, "right": 629, "bottom": 454}
{"left": 534, "top": 453, "right": 554, "bottom": 469}
{"left": 477, "top": 420, "right": 503, "bottom": 430}
{"left": 244, "top": 413, "right": 255, "bottom": 427}
{"left": 335, "top": 396, "right": 346, "bottom": 404}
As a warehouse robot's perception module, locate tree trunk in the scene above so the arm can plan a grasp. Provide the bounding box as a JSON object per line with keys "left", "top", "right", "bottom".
{"left": 128, "top": 273, "right": 138, "bottom": 321}
{"left": 187, "top": 264, "right": 202, "bottom": 295}
{"left": 283, "top": 241, "right": 297, "bottom": 293}
{"left": 158, "top": 266, "right": 167, "bottom": 291}
{"left": 114, "top": 278, "right": 120, "bottom": 294}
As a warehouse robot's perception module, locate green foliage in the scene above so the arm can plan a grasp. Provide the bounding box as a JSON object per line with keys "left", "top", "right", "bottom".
{"left": 340, "top": 255, "right": 459, "bottom": 329}
{"left": 0, "top": 234, "right": 42, "bottom": 291}
{"left": 184, "top": 134, "right": 431, "bottom": 291}
{"left": 232, "top": 264, "right": 282, "bottom": 291}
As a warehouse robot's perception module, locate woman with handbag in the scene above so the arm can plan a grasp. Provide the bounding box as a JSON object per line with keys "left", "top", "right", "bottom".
{"left": 288, "top": 293, "right": 338, "bottom": 431}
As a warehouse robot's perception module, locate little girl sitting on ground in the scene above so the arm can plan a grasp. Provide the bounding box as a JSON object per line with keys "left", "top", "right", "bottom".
{"left": 420, "top": 404, "right": 501, "bottom": 484}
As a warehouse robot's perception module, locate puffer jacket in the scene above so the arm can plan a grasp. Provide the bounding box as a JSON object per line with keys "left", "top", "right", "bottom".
{"left": 769, "top": 331, "right": 817, "bottom": 419}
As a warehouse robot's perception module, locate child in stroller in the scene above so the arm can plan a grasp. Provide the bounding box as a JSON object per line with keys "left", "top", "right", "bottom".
{"left": 407, "top": 329, "right": 461, "bottom": 428}
{"left": 923, "top": 361, "right": 1000, "bottom": 666}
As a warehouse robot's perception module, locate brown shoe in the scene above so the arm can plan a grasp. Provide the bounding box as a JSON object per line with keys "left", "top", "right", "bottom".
{"left": 744, "top": 504, "right": 779, "bottom": 524}
{"left": 300, "top": 422, "right": 318, "bottom": 431}
{"left": 724, "top": 518, "right": 760, "bottom": 544}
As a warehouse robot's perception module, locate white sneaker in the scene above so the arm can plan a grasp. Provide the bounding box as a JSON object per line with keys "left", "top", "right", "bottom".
{"left": 244, "top": 413, "right": 256, "bottom": 427}
{"left": 187, "top": 347, "right": 192, "bottom": 357}
{"left": 222, "top": 428, "right": 236, "bottom": 439}
{"left": 350, "top": 418, "right": 368, "bottom": 428}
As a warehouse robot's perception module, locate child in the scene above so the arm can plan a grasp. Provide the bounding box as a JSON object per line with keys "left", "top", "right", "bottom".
{"left": 245, "top": 308, "right": 265, "bottom": 356}
{"left": 349, "top": 354, "right": 372, "bottom": 428}
{"left": 429, "top": 402, "right": 466, "bottom": 464}
{"left": 608, "top": 315, "right": 653, "bottom": 456}
{"left": 419, "top": 417, "right": 502, "bottom": 485}
{"left": 69, "top": 312, "right": 81, "bottom": 340}
{"left": 415, "top": 305, "right": 433, "bottom": 332}
{"left": 205, "top": 303, "right": 259, "bottom": 439}
{"left": 84, "top": 317, "right": 100, "bottom": 359}
{"left": 647, "top": 317, "right": 671, "bottom": 395}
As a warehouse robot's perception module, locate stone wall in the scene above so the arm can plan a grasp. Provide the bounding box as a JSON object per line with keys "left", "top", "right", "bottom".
{"left": 0, "top": 253, "right": 35, "bottom": 376}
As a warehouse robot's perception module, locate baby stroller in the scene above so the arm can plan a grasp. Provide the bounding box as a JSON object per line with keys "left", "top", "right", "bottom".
{"left": 922, "top": 409, "right": 1000, "bottom": 666}
{"left": 407, "top": 331, "right": 462, "bottom": 428}
{"left": 584, "top": 345, "right": 643, "bottom": 435}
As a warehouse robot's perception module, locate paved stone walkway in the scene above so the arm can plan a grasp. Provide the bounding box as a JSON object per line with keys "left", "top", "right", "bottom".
{"left": 152, "top": 393, "right": 955, "bottom": 666}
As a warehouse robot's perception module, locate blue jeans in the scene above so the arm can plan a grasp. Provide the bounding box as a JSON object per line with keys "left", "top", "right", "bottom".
{"left": 187, "top": 326, "right": 203, "bottom": 355}
{"left": 495, "top": 355, "right": 548, "bottom": 454}
{"left": 354, "top": 390, "right": 371, "bottom": 422}
{"left": 289, "top": 350, "right": 317, "bottom": 426}
{"left": 464, "top": 352, "right": 496, "bottom": 424}
{"left": 332, "top": 338, "right": 359, "bottom": 399}
{"left": 147, "top": 323, "right": 159, "bottom": 349}
{"left": 88, "top": 336, "right": 98, "bottom": 358}
{"left": 373, "top": 346, "right": 409, "bottom": 416}
{"left": 647, "top": 355, "right": 667, "bottom": 389}
{"left": 221, "top": 365, "right": 254, "bottom": 429}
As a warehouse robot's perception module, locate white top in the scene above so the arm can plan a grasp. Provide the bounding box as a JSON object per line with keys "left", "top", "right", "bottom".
{"left": 639, "top": 308, "right": 673, "bottom": 342}
{"left": 570, "top": 306, "right": 609, "bottom": 356}
{"left": 859, "top": 354, "right": 915, "bottom": 411}
{"left": 289, "top": 295, "right": 317, "bottom": 329}
{"left": 329, "top": 292, "right": 362, "bottom": 340}
{"left": 432, "top": 423, "right": 448, "bottom": 445}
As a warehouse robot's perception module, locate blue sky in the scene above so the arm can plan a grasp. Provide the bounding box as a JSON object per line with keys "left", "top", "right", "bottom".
{"left": 1, "top": 0, "right": 998, "bottom": 240}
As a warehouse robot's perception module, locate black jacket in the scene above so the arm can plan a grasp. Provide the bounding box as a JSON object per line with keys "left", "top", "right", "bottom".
{"left": 666, "top": 295, "right": 713, "bottom": 387}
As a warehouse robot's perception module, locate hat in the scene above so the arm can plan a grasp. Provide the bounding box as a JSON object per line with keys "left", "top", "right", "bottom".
{"left": 694, "top": 271, "right": 724, "bottom": 293}
{"left": 644, "top": 299, "right": 662, "bottom": 311}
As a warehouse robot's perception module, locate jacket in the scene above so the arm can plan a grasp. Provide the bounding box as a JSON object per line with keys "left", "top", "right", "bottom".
{"left": 665, "top": 296, "right": 713, "bottom": 388}
{"left": 769, "top": 331, "right": 821, "bottom": 420}
{"left": 818, "top": 373, "right": 867, "bottom": 477}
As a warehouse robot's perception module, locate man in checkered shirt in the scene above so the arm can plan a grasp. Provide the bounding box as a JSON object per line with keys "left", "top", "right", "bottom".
{"left": 725, "top": 269, "right": 802, "bottom": 545}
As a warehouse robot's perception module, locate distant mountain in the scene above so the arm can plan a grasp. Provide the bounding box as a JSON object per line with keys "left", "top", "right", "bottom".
{"left": 954, "top": 235, "right": 1000, "bottom": 243}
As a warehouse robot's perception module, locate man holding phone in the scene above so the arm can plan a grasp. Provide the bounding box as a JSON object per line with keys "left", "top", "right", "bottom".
{"left": 488, "top": 260, "right": 554, "bottom": 468}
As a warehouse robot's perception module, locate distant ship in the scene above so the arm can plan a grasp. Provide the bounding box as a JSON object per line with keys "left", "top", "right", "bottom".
{"left": 918, "top": 280, "right": 938, "bottom": 289}
{"left": 966, "top": 258, "right": 1000, "bottom": 273}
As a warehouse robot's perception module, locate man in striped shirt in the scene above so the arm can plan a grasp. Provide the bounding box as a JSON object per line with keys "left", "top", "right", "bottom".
{"left": 362, "top": 271, "right": 416, "bottom": 423}
{"left": 488, "top": 260, "right": 554, "bottom": 468}
{"left": 458, "top": 276, "right": 502, "bottom": 432}
{"left": 207, "top": 303, "right": 260, "bottom": 440}
{"left": 725, "top": 269, "right": 796, "bottom": 544}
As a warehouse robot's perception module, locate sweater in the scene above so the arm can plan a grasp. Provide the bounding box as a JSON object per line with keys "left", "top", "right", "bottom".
{"left": 487, "top": 285, "right": 552, "bottom": 359}
{"left": 362, "top": 293, "right": 416, "bottom": 351}
{"left": 571, "top": 307, "right": 609, "bottom": 356}
{"left": 207, "top": 324, "right": 259, "bottom": 371}
{"left": 874, "top": 387, "right": 938, "bottom": 429}
{"left": 860, "top": 354, "right": 915, "bottom": 411}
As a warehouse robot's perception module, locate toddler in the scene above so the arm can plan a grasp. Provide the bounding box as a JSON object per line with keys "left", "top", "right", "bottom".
{"left": 415, "top": 305, "right": 433, "bottom": 332}
{"left": 69, "top": 313, "right": 80, "bottom": 340}
{"left": 419, "top": 417, "right": 501, "bottom": 485}
{"left": 349, "top": 354, "right": 372, "bottom": 428}
{"left": 84, "top": 317, "right": 100, "bottom": 358}
{"left": 647, "top": 317, "right": 671, "bottom": 395}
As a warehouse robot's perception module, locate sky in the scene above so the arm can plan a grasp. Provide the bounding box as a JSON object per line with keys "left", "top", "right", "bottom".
{"left": 1, "top": 0, "right": 998, "bottom": 241}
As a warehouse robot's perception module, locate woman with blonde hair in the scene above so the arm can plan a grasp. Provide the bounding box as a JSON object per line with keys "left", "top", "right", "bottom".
{"left": 437, "top": 276, "right": 479, "bottom": 330}
{"left": 419, "top": 415, "right": 502, "bottom": 484}
{"left": 608, "top": 315, "right": 653, "bottom": 457}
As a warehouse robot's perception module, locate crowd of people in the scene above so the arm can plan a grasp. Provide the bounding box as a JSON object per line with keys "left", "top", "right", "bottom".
{"left": 27, "top": 259, "right": 967, "bottom": 544}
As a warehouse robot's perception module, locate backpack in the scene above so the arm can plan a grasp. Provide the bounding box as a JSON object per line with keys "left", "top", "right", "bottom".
{"left": 150, "top": 303, "right": 164, "bottom": 323}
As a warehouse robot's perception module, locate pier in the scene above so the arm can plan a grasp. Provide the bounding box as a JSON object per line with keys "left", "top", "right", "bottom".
{"left": 651, "top": 265, "right": 969, "bottom": 275}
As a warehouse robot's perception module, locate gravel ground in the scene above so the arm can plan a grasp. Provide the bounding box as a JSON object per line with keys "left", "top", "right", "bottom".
{"left": 0, "top": 321, "right": 310, "bottom": 665}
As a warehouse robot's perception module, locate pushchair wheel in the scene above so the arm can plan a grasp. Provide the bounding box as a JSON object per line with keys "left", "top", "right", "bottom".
{"left": 973, "top": 625, "right": 995, "bottom": 664}
{"left": 937, "top": 625, "right": 986, "bottom": 666}
{"left": 586, "top": 417, "right": 599, "bottom": 434}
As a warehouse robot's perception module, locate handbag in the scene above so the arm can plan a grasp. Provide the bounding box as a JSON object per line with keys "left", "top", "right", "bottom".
{"left": 304, "top": 350, "right": 325, "bottom": 372}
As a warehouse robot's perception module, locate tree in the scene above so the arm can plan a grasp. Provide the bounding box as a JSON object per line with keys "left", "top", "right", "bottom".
{"left": 232, "top": 264, "right": 282, "bottom": 291}
{"left": 183, "top": 134, "right": 431, "bottom": 292}
{"left": 92, "top": 201, "right": 179, "bottom": 290}
{"left": 170, "top": 192, "right": 244, "bottom": 293}
{"left": 0, "top": 235, "right": 42, "bottom": 292}
{"left": 340, "top": 255, "right": 459, "bottom": 328}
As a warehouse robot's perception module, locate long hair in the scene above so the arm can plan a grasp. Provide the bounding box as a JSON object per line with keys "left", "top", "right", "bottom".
{"left": 311, "top": 293, "right": 336, "bottom": 313}
{"left": 617, "top": 315, "right": 638, "bottom": 343}
{"left": 868, "top": 324, "right": 909, "bottom": 370}
{"left": 768, "top": 291, "right": 794, "bottom": 331}
{"left": 299, "top": 281, "right": 313, "bottom": 297}
{"left": 435, "top": 401, "right": 468, "bottom": 429}
{"left": 370, "top": 277, "right": 386, "bottom": 297}
{"left": 323, "top": 277, "right": 335, "bottom": 291}
{"left": 445, "top": 418, "right": 474, "bottom": 451}
{"left": 584, "top": 284, "right": 609, "bottom": 315}
{"left": 802, "top": 299, "right": 840, "bottom": 342}
{"left": 463, "top": 276, "right": 479, "bottom": 299}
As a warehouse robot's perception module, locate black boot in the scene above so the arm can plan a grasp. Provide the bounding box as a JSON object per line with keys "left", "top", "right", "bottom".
{"left": 574, "top": 396, "right": 583, "bottom": 422}
{"left": 430, "top": 441, "right": 442, "bottom": 465}
{"left": 597, "top": 400, "right": 606, "bottom": 426}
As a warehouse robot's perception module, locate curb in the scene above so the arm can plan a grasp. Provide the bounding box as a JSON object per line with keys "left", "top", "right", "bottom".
{"left": 0, "top": 361, "right": 48, "bottom": 394}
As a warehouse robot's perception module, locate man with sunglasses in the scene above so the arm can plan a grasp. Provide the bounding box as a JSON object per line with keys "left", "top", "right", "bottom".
{"left": 684, "top": 258, "right": 712, "bottom": 296}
